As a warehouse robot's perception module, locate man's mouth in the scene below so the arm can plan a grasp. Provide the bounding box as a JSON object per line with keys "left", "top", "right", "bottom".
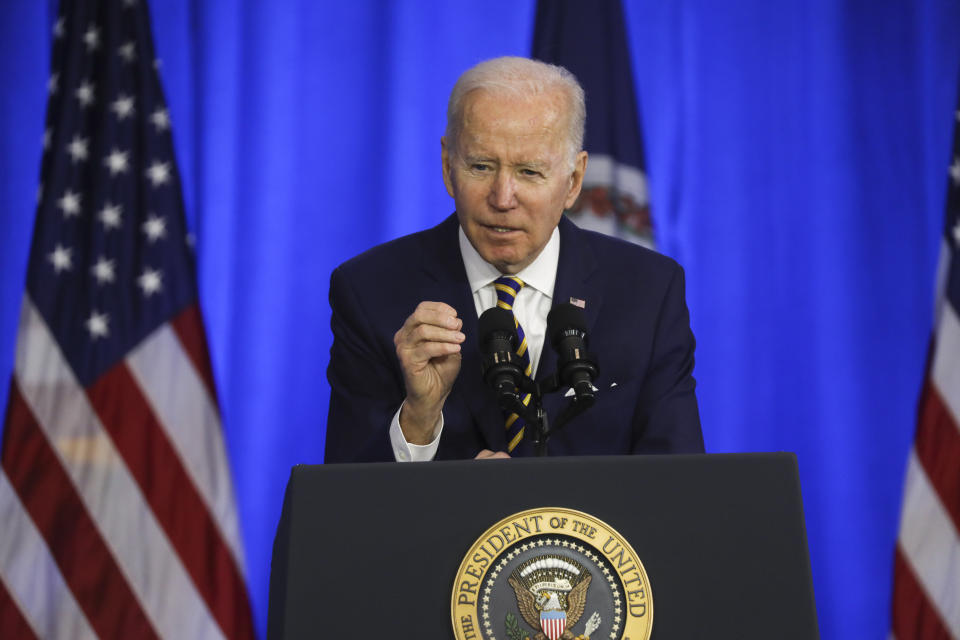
{"left": 484, "top": 224, "right": 520, "bottom": 233}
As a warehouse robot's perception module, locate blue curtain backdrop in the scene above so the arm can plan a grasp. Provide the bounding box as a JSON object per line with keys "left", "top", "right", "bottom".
{"left": 1, "top": 1, "right": 958, "bottom": 638}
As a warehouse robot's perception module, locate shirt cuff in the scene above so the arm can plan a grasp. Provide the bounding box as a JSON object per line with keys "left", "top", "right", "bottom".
{"left": 389, "top": 402, "right": 443, "bottom": 462}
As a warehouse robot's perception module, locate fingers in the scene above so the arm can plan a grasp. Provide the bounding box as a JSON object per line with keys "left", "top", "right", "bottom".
{"left": 394, "top": 301, "right": 465, "bottom": 365}
{"left": 400, "top": 301, "right": 462, "bottom": 335}
{"left": 409, "top": 301, "right": 459, "bottom": 325}
{"left": 475, "top": 449, "right": 511, "bottom": 459}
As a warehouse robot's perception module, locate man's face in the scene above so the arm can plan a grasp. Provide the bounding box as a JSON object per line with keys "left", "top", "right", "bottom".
{"left": 442, "top": 89, "right": 587, "bottom": 275}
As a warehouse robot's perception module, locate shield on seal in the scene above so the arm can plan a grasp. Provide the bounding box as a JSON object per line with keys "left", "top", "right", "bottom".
{"left": 540, "top": 609, "right": 566, "bottom": 640}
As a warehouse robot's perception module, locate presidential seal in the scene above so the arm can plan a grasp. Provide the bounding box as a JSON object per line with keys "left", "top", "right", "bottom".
{"left": 452, "top": 508, "right": 652, "bottom": 640}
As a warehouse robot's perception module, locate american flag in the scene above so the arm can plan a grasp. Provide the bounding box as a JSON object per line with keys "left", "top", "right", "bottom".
{"left": 889, "top": 98, "right": 960, "bottom": 636}
{"left": 0, "top": 1, "right": 255, "bottom": 638}
{"left": 532, "top": 0, "right": 654, "bottom": 248}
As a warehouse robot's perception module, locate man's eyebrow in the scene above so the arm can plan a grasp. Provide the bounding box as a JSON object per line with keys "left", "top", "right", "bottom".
{"left": 462, "top": 154, "right": 496, "bottom": 164}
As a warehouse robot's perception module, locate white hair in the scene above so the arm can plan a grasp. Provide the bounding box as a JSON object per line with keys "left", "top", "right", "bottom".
{"left": 445, "top": 56, "right": 586, "bottom": 168}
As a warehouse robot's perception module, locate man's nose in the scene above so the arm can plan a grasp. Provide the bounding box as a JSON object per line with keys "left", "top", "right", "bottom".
{"left": 488, "top": 170, "right": 518, "bottom": 210}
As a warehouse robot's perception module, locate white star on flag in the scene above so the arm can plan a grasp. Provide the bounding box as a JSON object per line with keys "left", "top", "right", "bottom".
{"left": 91, "top": 256, "right": 116, "bottom": 284}
{"left": 76, "top": 80, "right": 95, "bottom": 108}
{"left": 57, "top": 190, "right": 82, "bottom": 218}
{"left": 950, "top": 158, "right": 960, "bottom": 187}
{"left": 48, "top": 244, "right": 73, "bottom": 273}
{"left": 47, "top": 73, "right": 59, "bottom": 95}
{"left": 118, "top": 41, "right": 136, "bottom": 63}
{"left": 142, "top": 214, "right": 167, "bottom": 242}
{"left": 104, "top": 148, "right": 130, "bottom": 176}
{"left": 83, "top": 25, "right": 101, "bottom": 52}
{"left": 43, "top": 128, "right": 52, "bottom": 150}
{"left": 53, "top": 16, "right": 65, "bottom": 38}
{"left": 85, "top": 310, "right": 110, "bottom": 339}
{"left": 145, "top": 161, "right": 171, "bottom": 186}
{"left": 66, "top": 135, "right": 89, "bottom": 163}
{"left": 150, "top": 108, "right": 170, "bottom": 132}
{"left": 111, "top": 94, "right": 135, "bottom": 120}
{"left": 137, "top": 267, "right": 163, "bottom": 296}
{"left": 99, "top": 202, "right": 122, "bottom": 230}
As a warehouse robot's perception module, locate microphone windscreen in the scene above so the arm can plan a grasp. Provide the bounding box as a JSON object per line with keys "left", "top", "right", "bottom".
{"left": 547, "top": 302, "right": 587, "bottom": 344}
{"left": 478, "top": 307, "right": 518, "bottom": 349}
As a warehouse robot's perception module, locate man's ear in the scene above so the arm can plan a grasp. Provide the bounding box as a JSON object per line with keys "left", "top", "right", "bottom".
{"left": 564, "top": 150, "right": 589, "bottom": 209}
{"left": 441, "top": 136, "right": 455, "bottom": 198}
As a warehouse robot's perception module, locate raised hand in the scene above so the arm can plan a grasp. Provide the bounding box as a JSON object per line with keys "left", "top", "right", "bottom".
{"left": 394, "top": 301, "right": 465, "bottom": 444}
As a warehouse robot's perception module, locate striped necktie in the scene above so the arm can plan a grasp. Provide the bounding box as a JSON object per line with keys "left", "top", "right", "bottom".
{"left": 494, "top": 275, "right": 532, "bottom": 453}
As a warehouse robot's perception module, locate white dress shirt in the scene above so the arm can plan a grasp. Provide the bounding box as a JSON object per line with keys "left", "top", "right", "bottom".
{"left": 389, "top": 225, "right": 560, "bottom": 461}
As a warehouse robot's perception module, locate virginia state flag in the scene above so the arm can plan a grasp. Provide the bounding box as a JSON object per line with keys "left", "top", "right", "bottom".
{"left": 533, "top": 0, "right": 654, "bottom": 247}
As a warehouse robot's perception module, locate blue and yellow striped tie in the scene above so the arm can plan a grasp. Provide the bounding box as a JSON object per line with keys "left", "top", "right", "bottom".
{"left": 494, "top": 275, "right": 532, "bottom": 453}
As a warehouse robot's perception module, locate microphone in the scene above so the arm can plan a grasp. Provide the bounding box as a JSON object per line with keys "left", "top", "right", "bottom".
{"left": 547, "top": 303, "right": 599, "bottom": 406}
{"left": 478, "top": 307, "right": 526, "bottom": 408}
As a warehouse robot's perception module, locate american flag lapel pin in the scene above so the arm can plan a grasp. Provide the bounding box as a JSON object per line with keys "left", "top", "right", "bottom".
{"left": 569, "top": 297, "right": 586, "bottom": 309}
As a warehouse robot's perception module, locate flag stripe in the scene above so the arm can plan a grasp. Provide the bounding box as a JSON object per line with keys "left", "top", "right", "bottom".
{"left": 933, "top": 240, "right": 951, "bottom": 325}
{"left": 898, "top": 450, "right": 960, "bottom": 636}
{"left": 892, "top": 547, "right": 954, "bottom": 640}
{"left": 0, "top": 469, "right": 96, "bottom": 640}
{"left": 915, "top": 381, "right": 960, "bottom": 532}
{"left": 126, "top": 319, "right": 245, "bottom": 568}
{"left": 170, "top": 305, "right": 219, "bottom": 404}
{"left": 14, "top": 300, "right": 225, "bottom": 640}
{"left": 2, "top": 382, "right": 160, "bottom": 640}
{"left": 87, "top": 359, "right": 253, "bottom": 640}
{"left": 0, "top": 576, "right": 39, "bottom": 640}
{"left": 931, "top": 301, "right": 960, "bottom": 426}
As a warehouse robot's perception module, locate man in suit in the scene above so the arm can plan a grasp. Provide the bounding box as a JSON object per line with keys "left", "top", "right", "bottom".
{"left": 324, "top": 57, "right": 703, "bottom": 463}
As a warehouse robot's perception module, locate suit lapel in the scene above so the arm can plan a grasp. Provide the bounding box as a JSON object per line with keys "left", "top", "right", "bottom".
{"left": 539, "top": 217, "right": 602, "bottom": 421}
{"left": 419, "top": 215, "right": 504, "bottom": 452}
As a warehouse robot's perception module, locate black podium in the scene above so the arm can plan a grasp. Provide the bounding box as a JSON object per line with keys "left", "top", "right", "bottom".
{"left": 268, "top": 453, "right": 819, "bottom": 639}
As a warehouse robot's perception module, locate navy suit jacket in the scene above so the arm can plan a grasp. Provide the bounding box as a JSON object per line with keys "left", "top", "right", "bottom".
{"left": 324, "top": 214, "right": 703, "bottom": 462}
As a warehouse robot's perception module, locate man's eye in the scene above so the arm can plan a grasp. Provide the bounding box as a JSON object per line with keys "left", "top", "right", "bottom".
{"left": 471, "top": 163, "right": 491, "bottom": 171}
{"left": 520, "top": 169, "right": 542, "bottom": 178}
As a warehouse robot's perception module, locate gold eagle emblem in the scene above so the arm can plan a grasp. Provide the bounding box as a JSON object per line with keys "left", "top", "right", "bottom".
{"left": 507, "top": 554, "right": 594, "bottom": 640}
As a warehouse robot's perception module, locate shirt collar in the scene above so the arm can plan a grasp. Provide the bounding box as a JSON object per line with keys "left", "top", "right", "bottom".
{"left": 458, "top": 224, "right": 559, "bottom": 298}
